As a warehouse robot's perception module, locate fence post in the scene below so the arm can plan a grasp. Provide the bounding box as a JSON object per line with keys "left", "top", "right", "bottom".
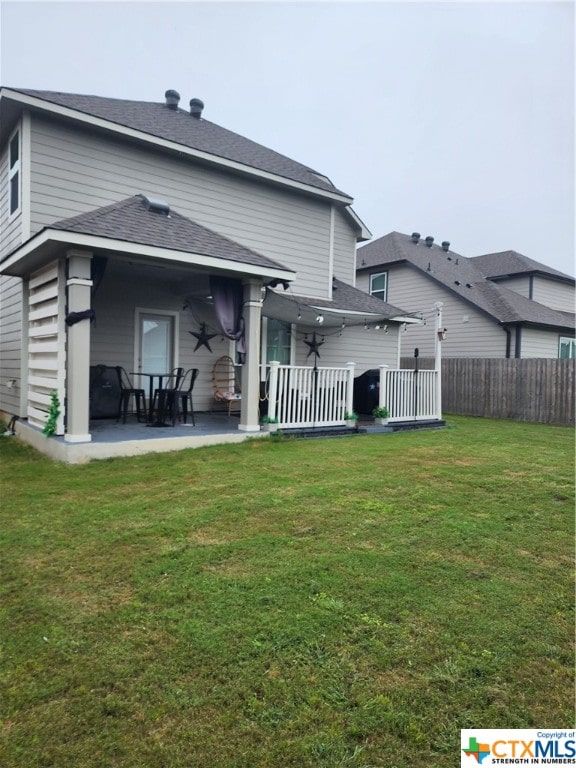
{"left": 268, "top": 361, "right": 279, "bottom": 422}
{"left": 346, "top": 362, "right": 356, "bottom": 416}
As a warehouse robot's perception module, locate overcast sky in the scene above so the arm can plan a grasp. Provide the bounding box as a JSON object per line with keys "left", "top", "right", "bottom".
{"left": 1, "top": 0, "right": 574, "bottom": 275}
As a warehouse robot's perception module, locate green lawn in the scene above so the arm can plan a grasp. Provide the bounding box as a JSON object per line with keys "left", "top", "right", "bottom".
{"left": 1, "top": 416, "right": 574, "bottom": 767}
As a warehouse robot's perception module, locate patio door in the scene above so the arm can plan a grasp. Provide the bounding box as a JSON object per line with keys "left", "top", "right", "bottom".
{"left": 135, "top": 310, "right": 178, "bottom": 375}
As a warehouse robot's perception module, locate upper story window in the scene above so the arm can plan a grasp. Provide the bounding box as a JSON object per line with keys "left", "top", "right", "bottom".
{"left": 9, "top": 130, "right": 20, "bottom": 216}
{"left": 559, "top": 337, "right": 575, "bottom": 359}
{"left": 370, "top": 272, "right": 388, "bottom": 302}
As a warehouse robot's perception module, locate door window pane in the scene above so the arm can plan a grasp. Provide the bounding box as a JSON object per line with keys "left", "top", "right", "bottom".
{"left": 266, "top": 319, "right": 291, "bottom": 364}
{"left": 141, "top": 315, "right": 173, "bottom": 372}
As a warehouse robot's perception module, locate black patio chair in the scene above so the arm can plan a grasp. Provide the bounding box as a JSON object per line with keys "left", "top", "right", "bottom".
{"left": 168, "top": 368, "right": 199, "bottom": 425}
{"left": 115, "top": 366, "right": 146, "bottom": 423}
{"left": 151, "top": 367, "right": 184, "bottom": 417}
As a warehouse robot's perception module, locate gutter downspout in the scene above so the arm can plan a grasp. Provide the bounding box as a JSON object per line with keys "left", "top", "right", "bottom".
{"left": 515, "top": 325, "right": 522, "bottom": 358}
{"left": 505, "top": 327, "right": 512, "bottom": 358}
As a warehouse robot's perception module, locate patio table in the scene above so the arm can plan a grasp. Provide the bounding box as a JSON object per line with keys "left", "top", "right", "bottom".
{"left": 131, "top": 372, "right": 175, "bottom": 427}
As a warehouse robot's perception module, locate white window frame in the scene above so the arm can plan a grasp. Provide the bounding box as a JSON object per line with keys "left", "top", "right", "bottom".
{"left": 559, "top": 336, "right": 576, "bottom": 359}
{"left": 133, "top": 308, "right": 180, "bottom": 383}
{"left": 370, "top": 272, "right": 388, "bottom": 302}
{"left": 8, "top": 128, "right": 21, "bottom": 218}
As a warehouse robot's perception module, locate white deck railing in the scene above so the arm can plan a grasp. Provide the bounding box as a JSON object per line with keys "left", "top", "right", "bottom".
{"left": 265, "top": 361, "right": 441, "bottom": 429}
{"left": 379, "top": 368, "right": 440, "bottom": 422}
{"left": 267, "top": 361, "right": 355, "bottom": 428}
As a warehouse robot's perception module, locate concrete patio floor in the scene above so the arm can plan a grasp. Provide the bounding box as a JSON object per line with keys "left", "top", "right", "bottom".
{"left": 14, "top": 411, "right": 267, "bottom": 464}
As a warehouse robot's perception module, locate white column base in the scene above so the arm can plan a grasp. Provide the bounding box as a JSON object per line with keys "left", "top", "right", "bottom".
{"left": 238, "top": 423, "right": 262, "bottom": 433}
{"left": 64, "top": 433, "right": 92, "bottom": 443}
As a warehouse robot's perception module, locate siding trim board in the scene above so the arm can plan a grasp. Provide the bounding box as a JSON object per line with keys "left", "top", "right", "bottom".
{"left": 3, "top": 89, "right": 353, "bottom": 206}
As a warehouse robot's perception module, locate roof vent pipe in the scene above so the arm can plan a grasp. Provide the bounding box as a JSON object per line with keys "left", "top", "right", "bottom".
{"left": 411, "top": 232, "right": 420, "bottom": 243}
{"left": 189, "top": 98, "right": 204, "bottom": 118}
{"left": 425, "top": 236, "right": 434, "bottom": 248}
{"left": 165, "top": 90, "right": 180, "bottom": 110}
{"left": 442, "top": 241, "right": 450, "bottom": 252}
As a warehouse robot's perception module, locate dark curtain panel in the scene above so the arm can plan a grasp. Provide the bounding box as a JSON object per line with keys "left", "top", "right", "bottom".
{"left": 210, "top": 276, "right": 246, "bottom": 363}
{"left": 91, "top": 256, "right": 108, "bottom": 298}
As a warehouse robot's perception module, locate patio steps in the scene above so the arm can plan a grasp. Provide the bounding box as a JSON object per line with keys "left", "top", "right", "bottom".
{"left": 280, "top": 419, "right": 445, "bottom": 440}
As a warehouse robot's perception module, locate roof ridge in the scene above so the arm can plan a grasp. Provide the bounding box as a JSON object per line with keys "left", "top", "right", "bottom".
{"left": 4, "top": 88, "right": 349, "bottom": 199}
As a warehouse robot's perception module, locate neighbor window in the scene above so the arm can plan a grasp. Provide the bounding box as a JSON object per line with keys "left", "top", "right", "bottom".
{"left": 266, "top": 319, "right": 292, "bottom": 365}
{"left": 559, "top": 337, "right": 576, "bottom": 359}
{"left": 9, "top": 130, "right": 20, "bottom": 216}
{"left": 370, "top": 272, "right": 388, "bottom": 302}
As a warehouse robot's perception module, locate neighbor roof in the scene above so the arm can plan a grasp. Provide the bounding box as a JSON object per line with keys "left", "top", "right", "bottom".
{"left": 470, "top": 250, "right": 575, "bottom": 283}
{"left": 357, "top": 231, "right": 575, "bottom": 329}
{"left": 2, "top": 87, "right": 351, "bottom": 200}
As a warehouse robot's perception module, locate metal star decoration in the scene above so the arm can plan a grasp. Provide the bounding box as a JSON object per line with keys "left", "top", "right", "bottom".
{"left": 304, "top": 332, "right": 325, "bottom": 360}
{"left": 190, "top": 322, "right": 217, "bottom": 352}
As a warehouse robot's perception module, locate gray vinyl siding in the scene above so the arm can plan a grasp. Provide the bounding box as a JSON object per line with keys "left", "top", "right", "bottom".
{"left": 520, "top": 327, "right": 564, "bottom": 358}
{"left": 0, "top": 122, "right": 24, "bottom": 261}
{"left": 294, "top": 323, "right": 400, "bottom": 374}
{"left": 496, "top": 275, "right": 530, "bottom": 298}
{"left": 532, "top": 277, "right": 575, "bottom": 312}
{"left": 29, "top": 116, "right": 342, "bottom": 299}
{"left": 358, "top": 265, "right": 506, "bottom": 357}
{"left": 0, "top": 275, "right": 24, "bottom": 416}
{"left": 332, "top": 207, "right": 356, "bottom": 286}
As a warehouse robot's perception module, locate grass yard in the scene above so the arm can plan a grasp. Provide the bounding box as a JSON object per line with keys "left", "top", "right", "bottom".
{"left": 0, "top": 415, "right": 574, "bottom": 767}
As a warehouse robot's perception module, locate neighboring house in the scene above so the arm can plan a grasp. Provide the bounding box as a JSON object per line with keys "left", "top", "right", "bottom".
{"left": 0, "top": 87, "right": 413, "bottom": 453}
{"left": 356, "top": 231, "right": 575, "bottom": 359}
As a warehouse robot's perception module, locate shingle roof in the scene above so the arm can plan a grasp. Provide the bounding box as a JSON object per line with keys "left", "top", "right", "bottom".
{"left": 50, "top": 195, "right": 291, "bottom": 272}
{"left": 470, "top": 250, "right": 575, "bottom": 282}
{"left": 357, "top": 231, "right": 575, "bottom": 329}
{"left": 9, "top": 88, "right": 349, "bottom": 198}
{"left": 306, "top": 278, "right": 409, "bottom": 318}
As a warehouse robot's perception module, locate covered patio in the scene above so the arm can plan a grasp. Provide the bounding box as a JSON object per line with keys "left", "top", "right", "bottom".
{"left": 2, "top": 194, "right": 445, "bottom": 462}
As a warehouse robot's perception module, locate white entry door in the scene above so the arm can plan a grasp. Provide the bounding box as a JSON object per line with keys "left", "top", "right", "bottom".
{"left": 136, "top": 311, "right": 178, "bottom": 374}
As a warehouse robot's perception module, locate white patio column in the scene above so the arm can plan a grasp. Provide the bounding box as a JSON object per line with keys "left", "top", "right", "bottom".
{"left": 268, "top": 361, "right": 280, "bottom": 422}
{"left": 346, "top": 361, "right": 356, "bottom": 416}
{"left": 239, "top": 278, "right": 263, "bottom": 432}
{"left": 65, "top": 250, "right": 93, "bottom": 443}
{"left": 378, "top": 364, "right": 389, "bottom": 411}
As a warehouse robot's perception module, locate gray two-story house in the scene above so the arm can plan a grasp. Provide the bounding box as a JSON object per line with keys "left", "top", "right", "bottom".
{"left": 356, "top": 231, "right": 575, "bottom": 359}
{"left": 0, "top": 87, "right": 412, "bottom": 459}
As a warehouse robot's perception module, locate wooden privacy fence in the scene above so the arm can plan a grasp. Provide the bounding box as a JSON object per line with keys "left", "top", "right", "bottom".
{"left": 400, "top": 357, "right": 575, "bottom": 426}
